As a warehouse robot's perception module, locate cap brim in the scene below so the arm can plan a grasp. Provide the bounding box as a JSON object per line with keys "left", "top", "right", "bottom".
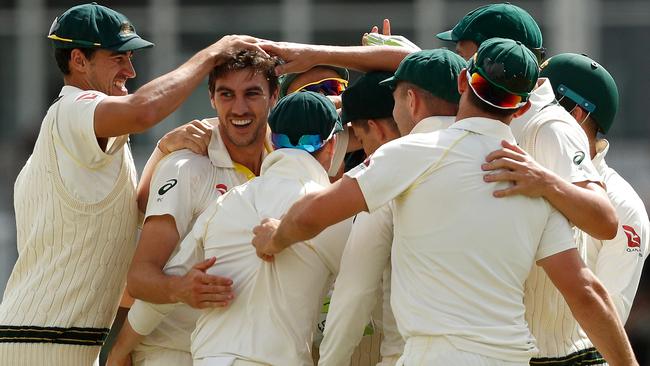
{"left": 378, "top": 76, "right": 397, "bottom": 88}
{"left": 435, "top": 30, "right": 456, "bottom": 41}
{"left": 112, "top": 37, "right": 154, "bottom": 52}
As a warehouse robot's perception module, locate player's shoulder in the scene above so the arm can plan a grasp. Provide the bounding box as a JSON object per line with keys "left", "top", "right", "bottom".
{"left": 155, "top": 149, "right": 213, "bottom": 180}
{"left": 60, "top": 87, "right": 107, "bottom": 106}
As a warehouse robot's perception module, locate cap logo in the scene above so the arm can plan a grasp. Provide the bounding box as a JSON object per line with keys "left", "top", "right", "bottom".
{"left": 119, "top": 22, "right": 134, "bottom": 36}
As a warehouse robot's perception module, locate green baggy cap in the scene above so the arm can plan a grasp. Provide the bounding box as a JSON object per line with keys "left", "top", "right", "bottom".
{"left": 540, "top": 53, "right": 619, "bottom": 133}
{"left": 268, "top": 91, "right": 343, "bottom": 152}
{"left": 48, "top": 2, "right": 153, "bottom": 51}
{"left": 341, "top": 71, "right": 395, "bottom": 123}
{"left": 279, "top": 66, "right": 350, "bottom": 98}
{"left": 379, "top": 49, "right": 467, "bottom": 104}
{"left": 436, "top": 3, "right": 543, "bottom": 51}
{"left": 468, "top": 38, "right": 539, "bottom": 109}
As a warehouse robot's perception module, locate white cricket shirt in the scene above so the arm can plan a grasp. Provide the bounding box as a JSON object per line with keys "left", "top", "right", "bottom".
{"left": 130, "top": 119, "right": 263, "bottom": 354}
{"left": 319, "top": 115, "right": 455, "bottom": 366}
{"left": 131, "top": 149, "right": 352, "bottom": 366}
{"left": 346, "top": 117, "right": 576, "bottom": 363}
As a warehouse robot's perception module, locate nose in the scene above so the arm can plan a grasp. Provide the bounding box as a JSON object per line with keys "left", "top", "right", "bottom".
{"left": 124, "top": 57, "right": 136, "bottom": 78}
{"left": 231, "top": 94, "right": 250, "bottom": 115}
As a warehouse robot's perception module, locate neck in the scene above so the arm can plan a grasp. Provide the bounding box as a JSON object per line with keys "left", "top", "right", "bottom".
{"left": 455, "top": 106, "right": 511, "bottom": 126}
{"left": 220, "top": 125, "right": 267, "bottom": 176}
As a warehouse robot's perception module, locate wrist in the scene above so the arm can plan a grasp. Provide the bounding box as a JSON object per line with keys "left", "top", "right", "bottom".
{"left": 156, "top": 139, "right": 170, "bottom": 155}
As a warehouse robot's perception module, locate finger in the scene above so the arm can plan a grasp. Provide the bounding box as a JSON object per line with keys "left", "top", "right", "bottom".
{"left": 501, "top": 139, "right": 525, "bottom": 154}
{"left": 485, "top": 148, "right": 526, "bottom": 163}
{"left": 197, "top": 283, "right": 233, "bottom": 295}
{"left": 483, "top": 171, "right": 517, "bottom": 183}
{"left": 261, "top": 253, "right": 274, "bottom": 262}
{"left": 182, "top": 137, "right": 205, "bottom": 155}
{"left": 191, "top": 119, "right": 213, "bottom": 133}
{"left": 252, "top": 224, "right": 263, "bottom": 236}
{"left": 197, "top": 291, "right": 233, "bottom": 303}
{"left": 189, "top": 133, "right": 210, "bottom": 151}
{"left": 201, "top": 273, "right": 233, "bottom": 286}
{"left": 192, "top": 256, "right": 217, "bottom": 272}
{"left": 492, "top": 185, "right": 521, "bottom": 198}
{"left": 259, "top": 42, "right": 283, "bottom": 58}
{"left": 481, "top": 157, "right": 522, "bottom": 172}
{"left": 197, "top": 300, "right": 230, "bottom": 309}
{"left": 383, "top": 19, "right": 391, "bottom": 35}
{"left": 371, "top": 26, "right": 379, "bottom": 33}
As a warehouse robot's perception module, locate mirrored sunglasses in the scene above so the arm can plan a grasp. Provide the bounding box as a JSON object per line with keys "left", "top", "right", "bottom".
{"left": 295, "top": 78, "right": 348, "bottom": 96}
{"left": 467, "top": 70, "right": 527, "bottom": 110}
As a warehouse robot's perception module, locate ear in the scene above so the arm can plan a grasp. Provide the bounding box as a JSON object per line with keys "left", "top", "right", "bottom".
{"left": 69, "top": 48, "right": 89, "bottom": 74}
{"left": 570, "top": 105, "right": 588, "bottom": 123}
{"left": 512, "top": 101, "right": 531, "bottom": 118}
{"left": 209, "top": 92, "right": 217, "bottom": 110}
{"left": 270, "top": 87, "right": 279, "bottom": 106}
{"left": 458, "top": 68, "right": 469, "bottom": 95}
{"left": 406, "top": 88, "right": 418, "bottom": 123}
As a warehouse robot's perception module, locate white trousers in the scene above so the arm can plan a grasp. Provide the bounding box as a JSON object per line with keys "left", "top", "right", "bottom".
{"left": 397, "top": 336, "right": 528, "bottom": 366}
{"left": 194, "top": 357, "right": 270, "bottom": 366}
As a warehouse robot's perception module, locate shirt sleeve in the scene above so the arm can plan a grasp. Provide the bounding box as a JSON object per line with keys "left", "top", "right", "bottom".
{"left": 345, "top": 136, "right": 436, "bottom": 212}
{"left": 319, "top": 207, "right": 393, "bottom": 366}
{"left": 54, "top": 91, "right": 127, "bottom": 167}
{"left": 535, "top": 206, "right": 577, "bottom": 261}
{"left": 145, "top": 152, "right": 206, "bottom": 237}
{"left": 533, "top": 121, "right": 601, "bottom": 184}
{"left": 589, "top": 178, "right": 649, "bottom": 323}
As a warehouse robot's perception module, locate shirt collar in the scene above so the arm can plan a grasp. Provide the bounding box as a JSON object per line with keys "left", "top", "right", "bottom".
{"left": 410, "top": 115, "right": 456, "bottom": 134}
{"left": 449, "top": 117, "right": 516, "bottom": 144}
{"left": 527, "top": 78, "right": 555, "bottom": 113}
{"left": 207, "top": 118, "right": 236, "bottom": 168}
{"left": 592, "top": 139, "right": 610, "bottom": 173}
{"left": 260, "top": 148, "right": 330, "bottom": 186}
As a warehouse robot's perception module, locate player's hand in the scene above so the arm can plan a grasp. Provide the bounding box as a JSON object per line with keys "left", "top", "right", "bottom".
{"left": 482, "top": 140, "right": 554, "bottom": 198}
{"left": 258, "top": 41, "right": 319, "bottom": 76}
{"left": 252, "top": 218, "right": 283, "bottom": 262}
{"left": 209, "top": 35, "right": 270, "bottom": 66}
{"left": 157, "top": 119, "right": 212, "bottom": 156}
{"left": 172, "top": 257, "right": 234, "bottom": 309}
{"left": 362, "top": 18, "right": 392, "bottom": 44}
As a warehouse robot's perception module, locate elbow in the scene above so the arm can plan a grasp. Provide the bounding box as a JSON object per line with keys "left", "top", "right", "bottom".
{"left": 594, "top": 209, "right": 618, "bottom": 240}
{"left": 126, "top": 270, "right": 141, "bottom": 299}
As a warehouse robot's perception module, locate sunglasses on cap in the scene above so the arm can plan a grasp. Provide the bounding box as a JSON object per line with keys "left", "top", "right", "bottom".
{"left": 293, "top": 78, "right": 348, "bottom": 96}
{"left": 271, "top": 124, "right": 338, "bottom": 153}
{"left": 467, "top": 70, "right": 528, "bottom": 110}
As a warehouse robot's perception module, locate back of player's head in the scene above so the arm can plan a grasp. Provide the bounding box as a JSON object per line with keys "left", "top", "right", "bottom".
{"left": 437, "top": 3, "right": 545, "bottom": 62}
{"left": 208, "top": 50, "right": 281, "bottom": 96}
{"left": 341, "top": 71, "right": 395, "bottom": 124}
{"left": 465, "top": 38, "right": 539, "bottom": 116}
{"left": 268, "top": 91, "right": 343, "bottom": 153}
{"left": 380, "top": 49, "right": 467, "bottom": 105}
{"left": 540, "top": 53, "right": 619, "bottom": 133}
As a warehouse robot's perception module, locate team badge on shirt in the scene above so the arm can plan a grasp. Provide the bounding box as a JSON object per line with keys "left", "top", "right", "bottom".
{"left": 75, "top": 92, "right": 99, "bottom": 102}
{"left": 572, "top": 151, "right": 586, "bottom": 165}
{"left": 623, "top": 225, "right": 643, "bottom": 257}
{"left": 215, "top": 184, "right": 228, "bottom": 195}
{"left": 158, "top": 179, "right": 178, "bottom": 195}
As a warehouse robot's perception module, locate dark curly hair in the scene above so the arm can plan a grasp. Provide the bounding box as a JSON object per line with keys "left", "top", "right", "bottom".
{"left": 208, "top": 50, "right": 280, "bottom": 96}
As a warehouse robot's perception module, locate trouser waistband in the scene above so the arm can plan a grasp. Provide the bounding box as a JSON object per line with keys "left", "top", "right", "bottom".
{"left": 530, "top": 347, "right": 605, "bottom": 366}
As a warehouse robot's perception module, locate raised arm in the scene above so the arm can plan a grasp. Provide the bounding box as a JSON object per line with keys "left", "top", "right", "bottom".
{"left": 539, "top": 249, "right": 638, "bottom": 366}
{"left": 94, "top": 35, "right": 267, "bottom": 138}
{"left": 259, "top": 42, "right": 410, "bottom": 75}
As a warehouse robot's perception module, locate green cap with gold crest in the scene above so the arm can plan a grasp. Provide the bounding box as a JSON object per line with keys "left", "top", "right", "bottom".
{"left": 48, "top": 2, "right": 153, "bottom": 51}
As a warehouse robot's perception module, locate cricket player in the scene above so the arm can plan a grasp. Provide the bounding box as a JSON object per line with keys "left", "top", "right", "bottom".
{"left": 319, "top": 51, "right": 466, "bottom": 366}
{"left": 124, "top": 91, "right": 352, "bottom": 366}
{"left": 0, "top": 3, "right": 266, "bottom": 365}
{"left": 253, "top": 38, "right": 637, "bottom": 366}
{"left": 524, "top": 53, "right": 649, "bottom": 365}
{"left": 106, "top": 50, "right": 279, "bottom": 366}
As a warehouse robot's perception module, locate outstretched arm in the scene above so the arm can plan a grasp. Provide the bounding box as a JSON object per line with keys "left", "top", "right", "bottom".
{"left": 252, "top": 176, "right": 367, "bottom": 260}
{"left": 259, "top": 42, "right": 411, "bottom": 75}
{"left": 539, "top": 249, "right": 638, "bottom": 366}
{"left": 94, "top": 35, "right": 267, "bottom": 138}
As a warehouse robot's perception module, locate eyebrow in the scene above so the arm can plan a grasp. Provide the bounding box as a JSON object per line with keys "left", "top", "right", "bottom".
{"left": 215, "top": 86, "right": 265, "bottom": 93}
